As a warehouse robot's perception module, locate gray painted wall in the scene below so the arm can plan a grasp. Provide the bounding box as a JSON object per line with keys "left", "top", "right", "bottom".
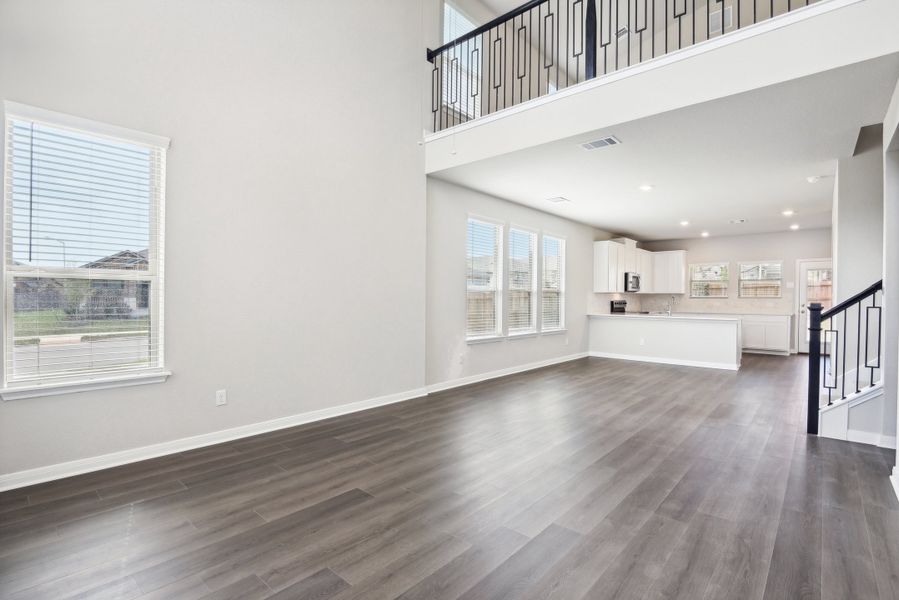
{"left": 0, "top": 0, "right": 428, "bottom": 475}
{"left": 426, "top": 177, "right": 611, "bottom": 386}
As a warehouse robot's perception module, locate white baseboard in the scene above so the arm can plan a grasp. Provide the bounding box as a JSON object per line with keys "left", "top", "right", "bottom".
{"left": 891, "top": 473, "right": 899, "bottom": 503}
{"left": 847, "top": 429, "right": 882, "bottom": 446}
{"left": 0, "top": 386, "right": 428, "bottom": 492}
{"left": 879, "top": 435, "right": 897, "bottom": 450}
{"left": 425, "top": 352, "right": 589, "bottom": 394}
{"left": 587, "top": 351, "right": 739, "bottom": 371}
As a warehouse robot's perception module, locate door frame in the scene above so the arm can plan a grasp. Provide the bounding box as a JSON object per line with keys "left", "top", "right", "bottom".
{"left": 795, "top": 258, "right": 833, "bottom": 354}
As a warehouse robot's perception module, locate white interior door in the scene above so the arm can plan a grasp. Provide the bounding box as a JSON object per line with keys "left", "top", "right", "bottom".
{"left": 797, "top": 259, "right": 833, "bottom": 353}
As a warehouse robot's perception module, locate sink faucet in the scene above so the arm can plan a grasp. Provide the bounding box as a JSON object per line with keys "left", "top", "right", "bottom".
{"left": 665, "top": 295, "right": 678, "bottom": 316}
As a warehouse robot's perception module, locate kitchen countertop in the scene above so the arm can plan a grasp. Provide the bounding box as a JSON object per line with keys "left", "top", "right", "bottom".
{"left": 587, "top": 312, "right": 741, "bottom": 322}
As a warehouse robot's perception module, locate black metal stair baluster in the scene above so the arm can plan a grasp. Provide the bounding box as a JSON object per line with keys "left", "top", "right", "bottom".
{"left": 807, "top": 302, "right": 822, "bottom": 434}
{"left": 841, "top": 310, "right": 847, "bottom": 400}
{"left": 856, "top": 301, "right": 861, "bottom": 393}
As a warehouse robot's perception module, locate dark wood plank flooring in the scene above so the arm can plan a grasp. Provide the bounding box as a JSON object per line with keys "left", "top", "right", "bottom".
{"left": 1, "top": 355, "right": 897, "bottom": 599}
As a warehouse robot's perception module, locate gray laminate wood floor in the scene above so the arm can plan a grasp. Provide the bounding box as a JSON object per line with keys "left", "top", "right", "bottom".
{"left": 2, "top": 355, "right": 898, "bottom": 600}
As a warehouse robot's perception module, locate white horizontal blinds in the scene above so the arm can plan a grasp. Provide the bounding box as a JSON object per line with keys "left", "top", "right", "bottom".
{"left": 442, "top": 3, "right": 482, "bottom": 119}
{"left": 690, "top": 263, "right": 729, "bottom": 298}
{"left": 508, "top": 228, "right": 536, "bottom": 333}
{"left": 466, "top": 218, "right": 502, "bottom": 338}
{"left": 740, "top": 262, "right": 782, "bottom": 298}
{"left": 541, "top": 235, "right": 565, "bottom": 331}
{"left": 4, "top": 114, "right": 165, "bottom": 384}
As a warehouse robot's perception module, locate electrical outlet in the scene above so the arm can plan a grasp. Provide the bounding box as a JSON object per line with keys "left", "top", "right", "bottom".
{"left": 215, "top": 389, "right": 227, "bottom": 406}
{"left": 639, "top": 338, "right": 645, "bottom": 346}
{"left": 564, "top": 337, "right": 569, "bottom": 345}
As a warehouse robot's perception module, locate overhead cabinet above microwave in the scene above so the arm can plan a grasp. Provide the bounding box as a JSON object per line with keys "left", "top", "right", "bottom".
{"left": 593, "top": 239, "right": 685, "bottom": 294}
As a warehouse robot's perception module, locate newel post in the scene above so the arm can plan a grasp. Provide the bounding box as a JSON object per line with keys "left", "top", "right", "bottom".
{"left": 585, "top": 0, "right": 597, "bottom": 80}
{"left": 807, "top": 302, "right": 823, "bottom": 435}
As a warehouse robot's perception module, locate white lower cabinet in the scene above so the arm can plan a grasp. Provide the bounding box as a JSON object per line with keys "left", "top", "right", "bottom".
{"left": 740, "top": 315, "right": 791, "bottom": 354}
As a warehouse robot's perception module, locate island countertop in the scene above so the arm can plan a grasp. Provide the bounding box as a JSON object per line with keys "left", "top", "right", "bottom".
{"left": 587, "top": 313, "right": 741, "bottom": 322}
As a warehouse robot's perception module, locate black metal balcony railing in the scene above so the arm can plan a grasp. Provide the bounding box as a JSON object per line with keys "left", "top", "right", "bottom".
{"left": 806, "top": 280, "right": 883, "bottom": 435}
{"left": 427, "top": 0, "right": 823, "bottom": 132}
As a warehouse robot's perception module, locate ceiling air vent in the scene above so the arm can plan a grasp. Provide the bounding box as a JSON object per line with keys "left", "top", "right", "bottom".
{"left": 580, "top": 136, "right": 621, "bottom": 150}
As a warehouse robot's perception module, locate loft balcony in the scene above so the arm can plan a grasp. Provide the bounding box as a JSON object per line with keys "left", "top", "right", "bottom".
{"left": 425, "top": 0, "right": 899, "bottom": 173}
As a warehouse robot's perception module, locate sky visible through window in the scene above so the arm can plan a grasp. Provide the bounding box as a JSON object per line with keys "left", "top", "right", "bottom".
{"left": 9, "top": 120, "right": 152, "bottom": 268}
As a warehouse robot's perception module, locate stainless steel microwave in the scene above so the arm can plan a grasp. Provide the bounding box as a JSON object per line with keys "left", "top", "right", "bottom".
{"left": 624, "top": 272, "right": 641, "bottom": 293}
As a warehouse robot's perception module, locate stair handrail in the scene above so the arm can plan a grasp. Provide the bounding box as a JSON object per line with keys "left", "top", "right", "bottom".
{"left": 807, "top": 279, "right": 883, "bottom": 435}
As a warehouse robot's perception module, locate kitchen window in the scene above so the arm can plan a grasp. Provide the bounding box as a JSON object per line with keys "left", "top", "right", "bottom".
{"left": 541, "top": 235, "right": 565, "bottom": 331}
{"left": 2, "top": 103, "right": 168, "bottom": 397}
{"left": 508, "top": 228, "right": 537, "bottom": 334}
{"left": 739, "top": 261, "right": 783, "bottom": 298}
{"left": 466, "top": 217, "right": 503, "bottom": 339}
{"left": 690, "top": 263, "right": 729, "bottom": 298}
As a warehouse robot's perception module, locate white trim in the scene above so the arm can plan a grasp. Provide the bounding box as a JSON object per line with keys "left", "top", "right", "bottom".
{"left": 879, "top": 435, "right": 897, "bottom": 450}
{"left": 587, "top": 350, "right": 739, "bottom": 371}
{"left": 426, "top": 352, "right": 588, "bottom": 394}
{"left": 424, "top": 0, "right": 862, "bottom": 142}
{"left": 847, "top": 429, "right": 883, "bottom": 446}
{"left": 3, "top": 101, "right": 170, "bottom": 149}
{"left": 0, "top": 385, "right": 428, "bottom": 491}
{"left": 1, "top": 370, "right": 172, "bottom": 401}
{"left": 891, "top": 474, "right": 899, "bottom": 503}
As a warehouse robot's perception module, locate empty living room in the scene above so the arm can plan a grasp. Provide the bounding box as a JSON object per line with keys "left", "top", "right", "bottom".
{"left": 2, "top": 0, "right": 899, "bottom": 598}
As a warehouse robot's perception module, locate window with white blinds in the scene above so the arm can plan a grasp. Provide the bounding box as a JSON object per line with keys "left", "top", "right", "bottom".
{"left": 508, "top": 228, "right": 536, "bottom": 333}
{"left": 466, "top": 218, "right": 502, "bottom": 338}
{"left": 739, "top": 261, "right": 783, "bottom": 298}
{"left": 541, "top": 235, "right": 565, "bottom": 331}
{"left": 690, "top": 263, "right": 729, "bottom": 298}
{"left": 3, "top": 104, "right": 167, "bottom": 388}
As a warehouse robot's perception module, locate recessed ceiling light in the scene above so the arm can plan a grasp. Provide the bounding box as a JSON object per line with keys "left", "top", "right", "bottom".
{"left": 679, "top": 220, "right": 690, "bottom": 226}
{"left": 638, "top": 184, "right": 654, "bottom": 192}
{"left": 546, "top": 196, "right": 570, "bottom": 203}
{"left": 729, "top": 218, "right": 746, "bottom": 224}
{"left": 701, "top": 231, "right": 710, "bottom": 237}
{"left": 790, "top": 224, "right": 800, "bottom": 230}
{"left": 806, "top": 176, "right": 821, "bottom": 184}
{"left": 782, "top": 209, "right": 795, "bottom": 216}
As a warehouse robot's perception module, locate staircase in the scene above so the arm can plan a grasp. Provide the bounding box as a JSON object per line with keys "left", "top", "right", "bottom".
{"left": 807, "top": 280, "right": 885, "bottom": 444}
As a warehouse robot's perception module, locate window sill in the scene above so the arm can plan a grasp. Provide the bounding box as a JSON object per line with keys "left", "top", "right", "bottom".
{"left": 466, "top": 335, "right": 505, "bottom": 345}
{"left": 540, "top": 328, "right": 568, "bottom": 335}
{"left": 508, "top": 331, "right": 538, "bottom": 339}
{"left": 1, "top": 370, "right": 171, "bottom": 401}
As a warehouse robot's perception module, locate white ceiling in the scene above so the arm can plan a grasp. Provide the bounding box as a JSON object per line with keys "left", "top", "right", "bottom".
{"left": 431, "top": 55, "right": 899, "bottom": 241}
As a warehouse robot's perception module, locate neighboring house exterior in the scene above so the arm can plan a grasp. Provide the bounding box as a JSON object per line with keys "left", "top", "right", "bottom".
{"left": 81, "top": 250, "right": 150, "bottom": 317}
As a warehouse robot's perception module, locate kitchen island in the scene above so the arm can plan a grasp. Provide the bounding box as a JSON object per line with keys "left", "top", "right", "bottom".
{"left": 588, "top": 313, "right": 742, "bottom": 370}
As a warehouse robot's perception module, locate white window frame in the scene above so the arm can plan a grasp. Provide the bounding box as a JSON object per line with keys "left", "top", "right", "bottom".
{"left": 540, "top": 234, "right": 566, "bottom": 332}
{"left": 738, "top": 261, "right": 784, "bottom": 299}
{"left": 689, "top": 262, "right": 730, "bottom": 298}
{"left": 1, "top": 102, "right": 170, "bottom": 400}
{"left": 507, "top": 226, "right": 537, "bottom": 335}
{"left": 466, "top": 215, "right": 504, "bottom": 341}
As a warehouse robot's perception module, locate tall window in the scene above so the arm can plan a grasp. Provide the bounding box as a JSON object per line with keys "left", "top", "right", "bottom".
{"left": 442, "top": 2, "right": 482, "bottom": 120}
{"left": 3, "top": 104, "right": 167, "bottom": 390}
{"left": 690, "top": 263, "right": 729, "bottom": 298}
{"left": 508, "top": 228, "right": 536, "bottom": 333}
{"left": 740, "top": 262, "right": 783, "bottom": 298}
{"left": 466, "top": 218, "right": 502, "bottom": 338}
{"left": 541, "top": 236, "right": 565, "bottom": 331}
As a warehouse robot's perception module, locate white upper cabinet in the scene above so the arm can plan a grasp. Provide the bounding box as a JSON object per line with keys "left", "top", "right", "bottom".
{"left": 636, "top": 249, "right": 653, "bottom": 294}
{"left": 593, "top": 240, "right": 624, "bottom": 293}
{"left": 651, "top": 250, "right": 687, "bottom": 294}
{"left": 595, "top": 239, "right": 661, "bottom": 294}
